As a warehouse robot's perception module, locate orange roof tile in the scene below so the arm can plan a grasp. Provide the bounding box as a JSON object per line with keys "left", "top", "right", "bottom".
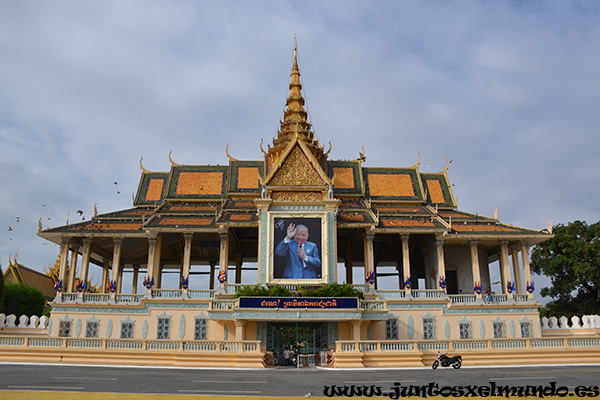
{"left": 368, "top": 173, "right": 415, "bottom": 197}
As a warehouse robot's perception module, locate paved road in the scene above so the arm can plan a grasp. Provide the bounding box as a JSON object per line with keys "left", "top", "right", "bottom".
{"left": 1, "top": 363, "right": 600, "bottom": 397}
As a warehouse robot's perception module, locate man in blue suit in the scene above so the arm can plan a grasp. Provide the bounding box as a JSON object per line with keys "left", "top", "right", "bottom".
{"left": 275, "top": 223, "right": 321, "bottom": 279}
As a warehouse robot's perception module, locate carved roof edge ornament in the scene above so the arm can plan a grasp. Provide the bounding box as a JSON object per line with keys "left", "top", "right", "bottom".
{"left": 169, "top": 150, "right": 181, "bottom": 167}
{"left": 442, "top": 157, "right": 452, "bottom": 173}
{"left": 352, "top": 145, "right": 366, "bottom": 163}
{"left": 225, "top": 144, "right": 239, "bottom": 162}
{"left": 140, "top": 156, "right": 151, "bottom": 174}
{"left": 260, "top": 138, "right": 267, "bottom": 157}
{"left": 410, "top": 152, "right": 422, "bottom": 169}
{"left": 323, "top": 141, "right": 332, "bottom": 158}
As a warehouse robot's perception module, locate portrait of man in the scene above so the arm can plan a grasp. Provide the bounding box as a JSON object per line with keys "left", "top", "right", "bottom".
{"left": 273, "top": 218, "right": 322, "bottom": 279}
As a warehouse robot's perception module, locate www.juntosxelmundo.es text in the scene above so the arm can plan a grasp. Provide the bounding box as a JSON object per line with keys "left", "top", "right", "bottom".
{"left": 323, "top": 382, "right": 600, "bottom": 398}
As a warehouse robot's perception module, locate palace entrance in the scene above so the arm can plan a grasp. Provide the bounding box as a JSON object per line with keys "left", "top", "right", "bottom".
{"left": 266, "top": 322, "right": 328, "bottom": 365}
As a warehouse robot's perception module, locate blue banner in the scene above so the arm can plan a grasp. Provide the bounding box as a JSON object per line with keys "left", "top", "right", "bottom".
{"left": 238, "top": 297, "right": 359, "bottom": 309}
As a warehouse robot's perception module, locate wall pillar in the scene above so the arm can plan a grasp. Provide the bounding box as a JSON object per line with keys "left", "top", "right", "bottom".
{"left": 400, "top": 235, "right": 411, "bottom": 296}
{"left": 469, "top": 240, "right": 482, "bottom": 299}
{"left": 350, "top": 320, "right": 362, "bottom": 341}
{"left": 234, "top": 319, "right": 246, "bottom": 341}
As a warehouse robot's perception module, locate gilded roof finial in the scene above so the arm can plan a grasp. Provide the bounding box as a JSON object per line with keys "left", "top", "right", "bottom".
{"left": 94, "top": 203, "right": 98, "bottom": 218}
{"left": 548, "top": 220, "right": 553, "bottom": 234}
{"left": 442, "top": 158, "right": 452, "bottom": 173}
{"left": 260, "top": 138, "right": 267, "bottom": 157}
{"left": 168, "top": 150, "right": 181, "bottom": 167}
{"left": 140, "top": 156, "right": 150, "bottom": 173}
{"left": 323, "top": 141, "right": 332, "bottom": 158}
{"left": 353, "top": 146, "right": 366, "bottom": 162}
{"left": 411, "top": 152, "right": 422, "bottom": 169}
{"left": 38, "top": 218, "right": 42, "bottom": 233}
{"left": 225, "top": 144, "right": 239, "bottom": 162}
{"left": 494, "top": 206, "right": 498, "bottom": 220}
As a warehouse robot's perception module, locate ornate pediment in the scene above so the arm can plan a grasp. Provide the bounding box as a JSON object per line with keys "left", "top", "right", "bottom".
{"left": 269, "top": 145, "right": 326, "bottom": 187}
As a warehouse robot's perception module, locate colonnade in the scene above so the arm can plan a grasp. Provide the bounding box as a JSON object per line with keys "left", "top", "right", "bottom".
{"left": 56, "top": 230, "right": 534, "bottom": 298}
{"left": 357, "top": 233, "right": 533, "bottom": 297}
{"left": 56, "top": 233, "right": 231, "bottom": 296}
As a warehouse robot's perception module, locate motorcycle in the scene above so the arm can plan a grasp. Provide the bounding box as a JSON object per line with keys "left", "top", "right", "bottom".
{"left": 432, "top": 351, "right": 462, "bottom": 369}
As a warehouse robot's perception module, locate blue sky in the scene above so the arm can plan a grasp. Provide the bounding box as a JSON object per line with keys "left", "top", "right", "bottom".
{"left": 1, "top": 1, "right": 599, "bottom": 301}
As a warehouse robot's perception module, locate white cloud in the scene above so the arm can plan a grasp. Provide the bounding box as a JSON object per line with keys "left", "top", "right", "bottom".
{"left": 1, "top": 1, "right": 599, "bottom": 304}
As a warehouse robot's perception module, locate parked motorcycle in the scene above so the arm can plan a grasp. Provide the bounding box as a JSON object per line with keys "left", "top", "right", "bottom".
{"left": 432, "top": 352, "right": 462, "bottom": 369}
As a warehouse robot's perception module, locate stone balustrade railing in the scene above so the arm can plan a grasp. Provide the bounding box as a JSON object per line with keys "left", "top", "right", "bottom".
{"left": 336, "top": 337, "right": 600, "bottom": 353}
{"left": 0, "top": 314, "right": 49, "bottom": 331}
{"left": 0, "top": 336, "right": 262, "bottom": 353}
{"left": 541, "top": 315, "right": 600, "bottom": 332}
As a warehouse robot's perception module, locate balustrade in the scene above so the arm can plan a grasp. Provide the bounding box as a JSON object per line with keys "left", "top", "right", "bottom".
{"left": 377, "top": 290, "right": 407, "bottom": 299}
{"left": 151, "top": 289, "right": 183, "bottom": 299}
{"left": 449, "top": 294, "right": 477, "bottom": 304}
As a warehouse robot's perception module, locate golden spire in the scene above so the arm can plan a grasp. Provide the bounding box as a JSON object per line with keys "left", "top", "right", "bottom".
{"left": 268, "top": 39, "right": 324, "bottom": 166}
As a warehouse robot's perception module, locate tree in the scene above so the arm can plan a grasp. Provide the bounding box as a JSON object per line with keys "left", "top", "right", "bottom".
{"left": 2, "top": 283, "right": 46, "bottom": 317}
{"left": 530, "top": 220, "right": 600, "bottom": 317}
{"left": 0, "top": 265, "right": 4, "bottom": 313}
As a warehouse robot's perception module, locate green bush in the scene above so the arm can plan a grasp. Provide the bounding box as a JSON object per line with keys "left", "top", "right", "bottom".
{"left": 234, "top": 285, "right": 292, "bottom": 297}
{"left": 301, "top": 283, "right": 364, "bottom": 299}
{"left": 234, "top": 283, "right": 364, "bottom": 299}
{"left": 3, "top": 283, "right": 46, "bottom": 317}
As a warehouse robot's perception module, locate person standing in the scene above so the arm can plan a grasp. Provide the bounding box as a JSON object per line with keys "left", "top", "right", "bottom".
{"left": 275, "top": 223, "right": 321, "bottom": 279}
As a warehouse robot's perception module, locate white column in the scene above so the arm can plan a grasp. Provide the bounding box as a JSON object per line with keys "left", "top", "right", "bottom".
{"left": 58, "top": 238, "right": 71, "bottom": 289}
{"left": 469, "top": 240, "right": 482, "bottom": 299}
{"left": 521, "top": 242, "right": 533, "bottom": 297}
{"left": 67, "top": 244, "right": 80, "bottom": 293}
{"left": 218, "top": 233, "right": 229, "bottom": 292}
{"left": 79, "top": 239, "right": 92, "bottom": 294}
{"left": 145, "top": 238, "right": 158, "bottom": 295}
{"left": 182, "top": 233, "right": 192, "bottom": 294}
{"left": 364, "top": 233, "right": 375, "bottom": 292}
{"left": 100, "top": 259, "right": 109, "bottom": 294}
{"left": 400, "top": 235, "right": 411, "bottom": 296}
{"left": 499, "top": 240, "right": 513, "bottom": 298}
{"left": 435, "top": 235, "right": 446, "bottom": 292}
{"left": 132, "top": 265, "right": 139, "bottom": 295}
{"left": 154, "top": 237, "right": 162, "bottom": 289}
{"left": 110, "top": 238, "right": 123, "bottom": 297}
{"left": 511, "top": 244, "right": 523, "bottom": 295}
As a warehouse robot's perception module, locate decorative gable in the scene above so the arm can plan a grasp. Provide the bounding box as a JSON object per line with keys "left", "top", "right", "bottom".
{"left": 269, "top": 145, "right": 326, "bottom": 187}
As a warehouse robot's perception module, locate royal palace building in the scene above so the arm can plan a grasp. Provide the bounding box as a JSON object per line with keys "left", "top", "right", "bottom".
{"left": 35, "top": 44, "right": 554, "bottom": 368}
